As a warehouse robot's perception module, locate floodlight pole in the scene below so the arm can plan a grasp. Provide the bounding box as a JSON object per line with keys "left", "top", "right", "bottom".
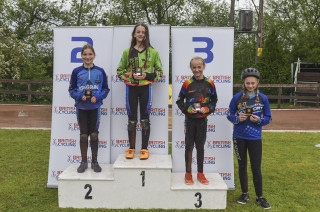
{"left": 255, "top": 0, "right": 264, "bottom": 62}
{"left": 229, "top": 0, "right": 235, "bottom": 27}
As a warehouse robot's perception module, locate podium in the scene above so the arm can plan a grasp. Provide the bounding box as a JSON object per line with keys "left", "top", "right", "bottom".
{"left": 58, "top": 154, "right": 227, "bottom": 209}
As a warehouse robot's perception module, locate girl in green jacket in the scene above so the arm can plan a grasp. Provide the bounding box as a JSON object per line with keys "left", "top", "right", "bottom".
{"left": 117, "top": 24, "right": 163, "bottom": 160}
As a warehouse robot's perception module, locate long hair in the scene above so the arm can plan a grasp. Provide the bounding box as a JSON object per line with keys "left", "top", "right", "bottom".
{"left": 128, "top": 24, "right": 151, "bottom": 68}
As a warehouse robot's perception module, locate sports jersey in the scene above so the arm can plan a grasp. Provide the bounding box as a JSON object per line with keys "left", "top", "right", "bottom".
{"left": 176, "top": 76, "right": 217, "bottom": 119}
{"left": 227, "top": 91, "right": 272, "bottom": 140}
{"left": 69, "top": 64, "right": 110, "bottom": 110}
{"left": 117, "top": 47, "right": 163, "bottom": 86}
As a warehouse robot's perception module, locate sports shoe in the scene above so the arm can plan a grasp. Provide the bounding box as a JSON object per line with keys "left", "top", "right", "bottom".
{"left": 125, "top": 148, "right": 135, "bottom": 159}
{"left": 139, "top": 149, "right": 149, "bottom": 160}
{"left": 237, "top": 193, "right": 250, "bottom": 204}
{"left": 77, "top": 162, "right": 88, "bottom": 173}
{"left": 185, "top": 172, "right": 194, "bottom": 185}
{"left": 256, "top": 197, "right": 271, "bottom": 209}
{"left": 197, "top": 172, "right": 209, "bottom": 184}
{"left": 91, "top": 161, "right": 102, "bottom": 172}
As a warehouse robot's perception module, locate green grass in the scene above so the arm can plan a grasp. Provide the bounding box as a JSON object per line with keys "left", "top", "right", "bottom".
{"left": 0, "top": 130, "right": 319, "bottom": 211}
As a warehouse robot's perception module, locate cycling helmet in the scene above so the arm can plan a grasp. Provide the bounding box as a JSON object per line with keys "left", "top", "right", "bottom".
{"left": 241, "top": 68, "right": 260, "bottom": 80}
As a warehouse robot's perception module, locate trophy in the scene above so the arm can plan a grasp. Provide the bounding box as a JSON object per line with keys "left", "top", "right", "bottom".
{"left": 245, "top": 107, "right": 253, "bottom": 116}
{"left": 135, "top": 67, "right": 142, "bottom": 76}
{"left": 194, "top": 103, "right": 201, "bottom": 112}
{"left": 85, "top": 90, "right": 92, "bottom": 99}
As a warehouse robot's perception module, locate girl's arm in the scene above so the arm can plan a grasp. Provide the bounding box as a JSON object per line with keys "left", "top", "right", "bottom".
{"left": 117, "top": 50, "right": 133, "bottom": 82}
{"left": 202, "top": 82, "right": 218, "bottom": 114}
{"left": 95, "top": 70, "right": 110, "bottom": 102}
{"left": 176, "top": 83, "right": 193, "bottom": 114}
{"left": 68, "top": 70, "right": 83, "bottom": 101}
{"left": 255, "top": 96, "right": 272, "bottom": 126}
{"left": 227, "top": 96, "right": 240, "bottom": 124}
{"left": 145, "top": 50, "right": 163, "bottom": 82}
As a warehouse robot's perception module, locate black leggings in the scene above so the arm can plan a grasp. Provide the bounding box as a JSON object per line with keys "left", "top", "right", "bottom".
{"left": 126, "top": 84, "right": 151, "bottom": 121}
{"left": 185, "top": 117, "right": 207, "bottom": 173}
{"left": 77, "top": 108, "right": 99, "bottom": 135}
{"left": 233, "top": 137, "right": 263, "bottom": 197}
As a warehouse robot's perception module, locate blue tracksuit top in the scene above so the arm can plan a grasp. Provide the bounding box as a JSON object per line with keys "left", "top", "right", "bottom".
{"left": 227, "top": 91, "right": 272, "bottom": 140}
{"left": 69, "top": 64, "right": 110, "bottom": 110}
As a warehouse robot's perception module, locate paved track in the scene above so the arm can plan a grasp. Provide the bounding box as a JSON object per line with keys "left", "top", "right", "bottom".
{"left": 0, "top": 104, "right": 319, "bottom": 131}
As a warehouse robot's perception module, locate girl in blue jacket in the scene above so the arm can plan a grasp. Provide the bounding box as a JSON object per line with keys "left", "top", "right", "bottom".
{"left": 69, "top": 44, "right": 110, "bottom": 173}
{"left": 227, "top": 68, "right": 271, "bottom": 209}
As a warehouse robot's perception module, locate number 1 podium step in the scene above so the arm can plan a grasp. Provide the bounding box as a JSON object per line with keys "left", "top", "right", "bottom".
{"left": 58, "top": 154, "right": 227, "bottom": 209}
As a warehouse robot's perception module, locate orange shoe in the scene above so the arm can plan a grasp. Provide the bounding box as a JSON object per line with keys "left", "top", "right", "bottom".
{"left": 125, "top": 148, "right": 135, "bottom": 159}
{"left": 197, "top": 172, "right": 209, "bottom": 185}
{"left": 139, "top": 149, "right": 149, "bottom": 160}
{"left": 185, "top": 172, "right": 194, "bottom": 185}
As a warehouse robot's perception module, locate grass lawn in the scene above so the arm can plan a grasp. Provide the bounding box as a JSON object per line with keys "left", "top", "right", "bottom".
{"left": 0, "top": 129, "right": 319, "bottom": 211}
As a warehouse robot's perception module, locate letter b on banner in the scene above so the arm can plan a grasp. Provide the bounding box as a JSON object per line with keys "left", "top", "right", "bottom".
{"left": 192, "top": 37, "right": 214, "bottom": 63}
{"left": 71, "top": 37, "right": 93, "bottom": 63}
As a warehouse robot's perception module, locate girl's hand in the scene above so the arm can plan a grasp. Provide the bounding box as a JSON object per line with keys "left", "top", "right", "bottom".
{"left": 91, "top": 96, "right": 96, "bottom": 103}
{"left": 250, "top": 114, "right": 259, "bottom": 123}
{"left": 82, "top": 95, "right": 86, "bottom": 101}
{"left": 239, "top": 113, "right": 248, "bottom": 122}
{"left": 191, "top": 108, "right": 197, "bottom": 114}
{"left": 133, "top": 73, "right": 145, "bottom": 80}
{"left": 200, "top": 107, "right": 206, "bottom": 114}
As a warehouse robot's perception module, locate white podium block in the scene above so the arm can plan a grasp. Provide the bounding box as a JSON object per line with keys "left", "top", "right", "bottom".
{"left": 58, "top": 155, "right": 227, "bottom": 209}
{"left": 58, "top": 164, "right": 114, "bottom": 208}
{"left": 170, "top": 173, "right": 227, "bottom": 209}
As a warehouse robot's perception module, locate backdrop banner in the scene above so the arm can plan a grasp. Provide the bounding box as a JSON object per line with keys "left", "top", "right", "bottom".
{"left": 47, "top": 27, "right": 113, "bottom": 187}
{"left": 171, "top": 27, "right": 235, "bottom": 189}
{"left": 110, "top": 25, "right": 169, "bottom": 163}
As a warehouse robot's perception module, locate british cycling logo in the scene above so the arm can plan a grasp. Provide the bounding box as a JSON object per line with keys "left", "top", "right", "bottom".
{"left": 100, "top": 108, "right": 108, "bottom": 116}
{"left": 220, "top": 172, "right": 232, "bottom": 181}
{"left": 54, "top": 106, "right": 76, "bottom": 115}
{"left": 51, "top": 170, "right": 63, "bottom": 179}
{"left": 111, "top": 75, "right": 122, "bottom": 83}
{"left": 52, "top": 138, "right": 77, "bottom": 147}
{"left": 174, "top": 75, "right": 193, "bottom": 84}
{"left": 150, "top": 108, "right": 166, "bottom": 116}
{"left": 68, "top": 123, "right": 79, "bottom": 131}
{"left": 67, "top": 155, "right": 92, "bottom": 164}
{"left": 55, "top": 74, "right": 71, "bottom": 82}
{"left": 211, "top": 108, "right": 229, "bottom": 116}
{"left": 175, "top": 140, "right": 185, "bottom": 149}
{"left": 207, "top": 124, "right": 216, "bottom": 133}
{"left": 209, "top": 75, "right": 232, "bottom": 84}
{"left": 88, "top": 140, "right": 108, "bottom": 149}
{"left": 155, "top": 74, "right": 167, "bottom": 83}
{"left": 111, "top": 107, "right": 128, "bottom": 116}
{"left": 148, "top": 141, "right": 166, "bottom": 149}
{"left": 111, "top": 139, "right": 129, "bottom": 148}
{"left": 192, "top": 156, "right": 216, "bottom": 165}
{"left": 206, "top": 140, "right": 231, "bottom": 149}
{"left": 174, "top": 108, "right": 184, "bottom": 117}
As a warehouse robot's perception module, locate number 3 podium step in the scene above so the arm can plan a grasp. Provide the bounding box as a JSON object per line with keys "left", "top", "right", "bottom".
{"left": 58, "top": 154, "right": 227, "bottom": 209}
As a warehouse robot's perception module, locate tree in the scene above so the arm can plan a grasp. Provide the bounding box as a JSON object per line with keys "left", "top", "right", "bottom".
{"left": 255, "top": 29, "right": 290, "bottom": 84}
{"left": 103, "top": 0, "right": 189, "bottom": 25}
{"left": 188, "top": 0, "right": 229, "bottom": 26}
{"left": 266, "top": 0, "right": 320, "bottom": 62}
{"left": 0, "top": 23, "right": 27, "bottom": 79}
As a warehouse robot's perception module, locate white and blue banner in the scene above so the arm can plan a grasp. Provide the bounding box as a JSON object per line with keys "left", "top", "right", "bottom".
{"left": 48, "top": 27, "right": 113, "bottom": 187}
{"left": 110, "top": 25, "right": 169, "bottom": 163}
{"left": 171, "top": 27, "right": 235, "bottom": 189}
